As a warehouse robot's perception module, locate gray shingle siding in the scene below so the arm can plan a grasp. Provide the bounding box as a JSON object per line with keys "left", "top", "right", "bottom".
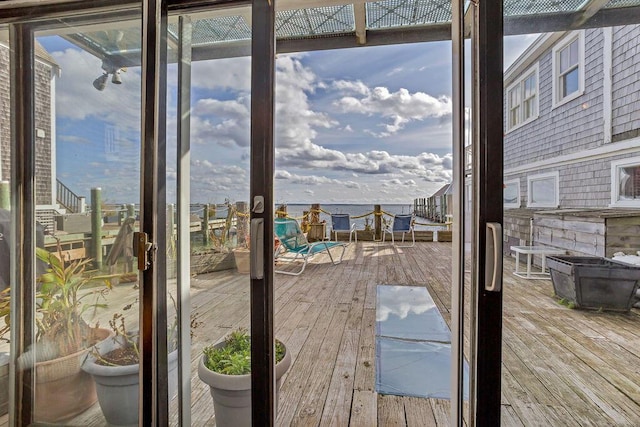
{"left": 612, "top": 26, "right": 640, "bottom": 138}
{"left": 505, "top": 26, "right": 640, "bottom": 209}
{"left": 0, "top": 43, "right": 53, "bottom": 206}
{"left": 505, "top": 30, "right": 605, "bottom": 172}
{"left": 0, "top": 46, "right": 9, "bottom": 184}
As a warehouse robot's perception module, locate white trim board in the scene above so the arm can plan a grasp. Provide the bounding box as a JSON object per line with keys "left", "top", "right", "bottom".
{"left": 504, "top": 137, "right": 640, "bottom": 175}
{"left": 602, "top": 27, "right": 613, "bottom": 145}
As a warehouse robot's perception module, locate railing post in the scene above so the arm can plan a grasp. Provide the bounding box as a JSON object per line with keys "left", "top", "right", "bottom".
{"left": 374, "top": 204, "right": 382, "bottom": 240}
{"left": 168, "top": 203, "right": 175, "bottom": 246}
{"left": 127, "top": 203, "right": 136, "bottom": 219}
{"left": 91, "top": 187, "right": 103, "bottom": 270}
{"left": 78, "top": 196, "right": 86, "bottom": 213}
{"left": 119, "top": 203, "right": 126, "bottom": 226}
{"left": 308, "top": 203, "right": 324, "bottom": 241}
{"left": 276, "top": 203, "right": 287, "bottom": 218}
{"left": 202, "top": 203, "right": 210, "bottom": 246}
{"left": 236, "top": 201, "right": 248, "bottom": 247}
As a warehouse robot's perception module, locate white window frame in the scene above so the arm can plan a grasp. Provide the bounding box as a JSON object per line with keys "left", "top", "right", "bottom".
{"left": 505, "top": 63, "right": 539, "bottom": 133}
{"left": 552, "top": 30, "right": 585, "bottom": 109}
{"left": 527, "top": 171, "right": 560, "bottom": 208}
{"left": 610, "top": 156, "right": 640, "bottom": 207}
{"left": 503, "top": 178, "right": 521, "bottom": 209}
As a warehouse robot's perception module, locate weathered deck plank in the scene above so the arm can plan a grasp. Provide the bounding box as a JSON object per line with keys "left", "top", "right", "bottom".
{"left": 3, "top": 241, "right": 640, "bottom": 426}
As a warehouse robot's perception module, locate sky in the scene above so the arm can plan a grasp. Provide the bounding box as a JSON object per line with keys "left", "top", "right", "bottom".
{"left": 39, "top": 32, "right": 538, "bottom": 206}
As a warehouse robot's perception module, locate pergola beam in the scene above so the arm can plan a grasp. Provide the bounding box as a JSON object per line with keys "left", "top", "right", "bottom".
{"left": 45, "top": 3, "right": 640, "bottom": 64}
{"left": 353, "top": 2, "right": 366, "bottom": 45}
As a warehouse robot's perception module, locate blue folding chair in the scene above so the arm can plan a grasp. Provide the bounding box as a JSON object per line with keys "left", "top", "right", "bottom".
{"left": 382, "top": 214, "right": 415, "bottom": 247}
{"left": 274, "top": 218, "right": 347, "bottom": 275}
{"left": 330, "top": 214, "right": 357, "bottom": 243}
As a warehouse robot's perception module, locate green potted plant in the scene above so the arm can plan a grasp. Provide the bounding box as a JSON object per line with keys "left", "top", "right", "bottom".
{"left": 197, "top": 328, "right": 291, "bottom": 427}
{"left": 23, "top": 247, "right": 112, "bottom": 422}
{"left": 0, "top": 288, "right": 9, "bottom": 416}
{"left": 82, "top": 296, "right": 182, "bottom": 426}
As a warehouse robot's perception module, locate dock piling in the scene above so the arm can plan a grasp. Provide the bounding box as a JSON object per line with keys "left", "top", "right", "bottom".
{"left": 374, "top": 204, "right": 382, "bottom": 240}
{"left": 91, "top": 187, "right": 103, "bottom": 269}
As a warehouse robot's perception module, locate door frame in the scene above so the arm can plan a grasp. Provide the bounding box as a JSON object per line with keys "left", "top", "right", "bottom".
{"left": 451, "top": 1, "right": 504, "bottom": 425}
{"left": 4, "top": 0, "right": 505, "bottom": 425}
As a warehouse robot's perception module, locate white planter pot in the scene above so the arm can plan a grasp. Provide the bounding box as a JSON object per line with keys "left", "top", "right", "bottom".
{"left": 197, "top": 340, "right": 291, "bottom": 427}
{"left": 82, "top": 336, "right": 178, "bottom": 426}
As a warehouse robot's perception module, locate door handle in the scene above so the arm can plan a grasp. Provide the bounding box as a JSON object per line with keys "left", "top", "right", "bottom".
{"left": 485, "top": 222, "right": 502, "bottom": 292}
{"left": 250, "top": 218, "right": 264, "bottom": 279}
{"left": 133, "top": 231, "right": 154, "bottom": 271}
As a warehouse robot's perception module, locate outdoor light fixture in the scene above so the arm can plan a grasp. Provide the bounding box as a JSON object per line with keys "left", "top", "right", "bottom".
{"left": 111, "top": 69, "right": 122, "bottom": 84}
{"left": 92, "top": 58, "right": 125, "bottom": 91}
{"left": 93, "top": 73, "right": 109, "bottom": 91}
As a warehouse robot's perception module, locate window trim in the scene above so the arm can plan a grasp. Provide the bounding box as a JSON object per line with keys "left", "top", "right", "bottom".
{"left": 527, "top": 171, "right": 560, "bottom": 208}
{"left": 552, "top": 30, "right": 585, "bottom": 109}
{"left": 610, "top": 156, "right": 640, "bottom": 207}
{"left": 505, "top": 63, "right": 539, "bottom": 133}
{"left": 503, "top": 178, "right": 521, "bottom": 209}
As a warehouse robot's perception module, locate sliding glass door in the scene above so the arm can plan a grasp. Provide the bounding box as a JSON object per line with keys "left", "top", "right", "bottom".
{"left": 451, "top": 1, "right": 504, "bottom": 425}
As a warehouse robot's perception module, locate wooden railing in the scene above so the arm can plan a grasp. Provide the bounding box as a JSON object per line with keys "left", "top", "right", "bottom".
{"left": 56, "top": 179, "right": 82, "bottom": 213}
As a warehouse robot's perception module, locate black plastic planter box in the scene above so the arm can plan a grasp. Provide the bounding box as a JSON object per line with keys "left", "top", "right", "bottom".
{"left": 547, "top": 256, "right": 640, "bottom": 312}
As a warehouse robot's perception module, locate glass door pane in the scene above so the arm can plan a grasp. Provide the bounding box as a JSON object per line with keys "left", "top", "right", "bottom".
{"left": 0, "top": 25, "right": 13, "bottom": 426}
{"left": 31, "top": 14, "right": 142, "bottom": 425}
{"left": 502, "top": 12, "right": 640, "bottom": 427}
{"left": 165, "top": 8, "right": 257, "bottom": 425}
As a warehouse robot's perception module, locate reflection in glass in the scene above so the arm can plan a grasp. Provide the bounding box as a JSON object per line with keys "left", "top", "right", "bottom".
{"left": 619, "top": 165, "right": 640, "bottom": 200}
{"left": 376, "top": 285, "right": 450, "bottom": 342}
{"left": 503, "top": 182, "right": 519, "bottom": 205}
{"left": 0, "top": 33, "right": 12, "bottom": 422}
{"left": 530, "top": 177, "right": 555, "bottom": 204}
{"left": 32, "top": 20, "right": 142, "bottom": 424}
{"left": 375, "top": 286, "right": 468, "bottom": 399}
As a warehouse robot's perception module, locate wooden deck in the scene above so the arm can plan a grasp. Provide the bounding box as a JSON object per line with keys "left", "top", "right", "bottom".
{"left": 12, "top": 241, "right": 640, "bottom": 425}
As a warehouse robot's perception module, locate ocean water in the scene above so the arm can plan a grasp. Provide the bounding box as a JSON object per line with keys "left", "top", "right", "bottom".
{"left": 189, "top": 202, "right": 441, "bottom": 232}
{"left": 282, "top": 204, "right": 438, "bottom": 231}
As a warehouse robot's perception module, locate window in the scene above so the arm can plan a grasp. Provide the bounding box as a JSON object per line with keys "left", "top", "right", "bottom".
{"left": 611, "top": 157, "right": 640, "bottom": 207}
{"left": 527, "top": 172, "right": 559, "bottom": 208}
{"left": 552, "top": 31, "right": 584, "bottom": 107}
{"left": 506, "top": 65, "right": 538, "bottom": 131}
{"left": 503, "top": 179, "right": 520, "bottom": 208}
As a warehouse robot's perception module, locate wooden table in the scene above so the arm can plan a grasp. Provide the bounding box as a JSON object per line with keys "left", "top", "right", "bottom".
{"left": 510, "top": 245, "right": 565, "bottom": 279}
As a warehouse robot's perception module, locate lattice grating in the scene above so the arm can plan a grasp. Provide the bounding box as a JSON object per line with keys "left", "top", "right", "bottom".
{"left": 276, "top": 5, "right": 355, "bottom": 38}
{"left": 367, "top": 0, "right": 451, "bottom": 30}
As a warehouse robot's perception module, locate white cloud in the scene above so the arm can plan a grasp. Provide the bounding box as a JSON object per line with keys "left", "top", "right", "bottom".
{"left": 331, "top": 79, "right": 370, "bottom": 95}
{"left": 52, "top": 48, "right": 141, "bottom": 130}
{"left": 275, "top": 170, "right": 360, "bottom": 189}
{"left": 191, "top": 57, "right": 252, "bottom": 91}
{"left": 377, "top": 285, "right": 437, "bottom": 322}
{"left": 49, "top": 42, "right": 454, "bottom": 204}
{"left": 335, "top": 86, "right": 451, "bottom": 137}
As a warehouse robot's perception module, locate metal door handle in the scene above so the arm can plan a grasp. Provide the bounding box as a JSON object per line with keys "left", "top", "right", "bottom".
{"left": 250, "top": 218, "right": 264, "bottom": 279}
{"left": 485, "top": 222, "right": 502, "bottom": 292}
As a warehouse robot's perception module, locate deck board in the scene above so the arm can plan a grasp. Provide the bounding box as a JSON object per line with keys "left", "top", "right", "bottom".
{"left": 3, "top": 241, "right": 640, "bottom": 426}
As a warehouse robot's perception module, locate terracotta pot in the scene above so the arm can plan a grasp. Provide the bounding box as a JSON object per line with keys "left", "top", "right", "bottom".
{"left": 233, "top": 248, "right": 250, "bottom": 274}
{"left": 34, "top": 327, "right": 111, "bottom": 423}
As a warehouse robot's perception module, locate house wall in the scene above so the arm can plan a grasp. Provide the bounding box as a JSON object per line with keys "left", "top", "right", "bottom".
{"left": 0, "top": 43, "right": 53, "bottom": 206}
{"left": 505, "top": 25, "right": 640, "bottom": 210}
{"left": 504, "top": 29, "right": 605, "bottom": 172}
{"left": 0, "top": 46, "right": 9, "bottom": 184}
{"left": 611, "top": 25, "right": 640, "bottom": 141}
